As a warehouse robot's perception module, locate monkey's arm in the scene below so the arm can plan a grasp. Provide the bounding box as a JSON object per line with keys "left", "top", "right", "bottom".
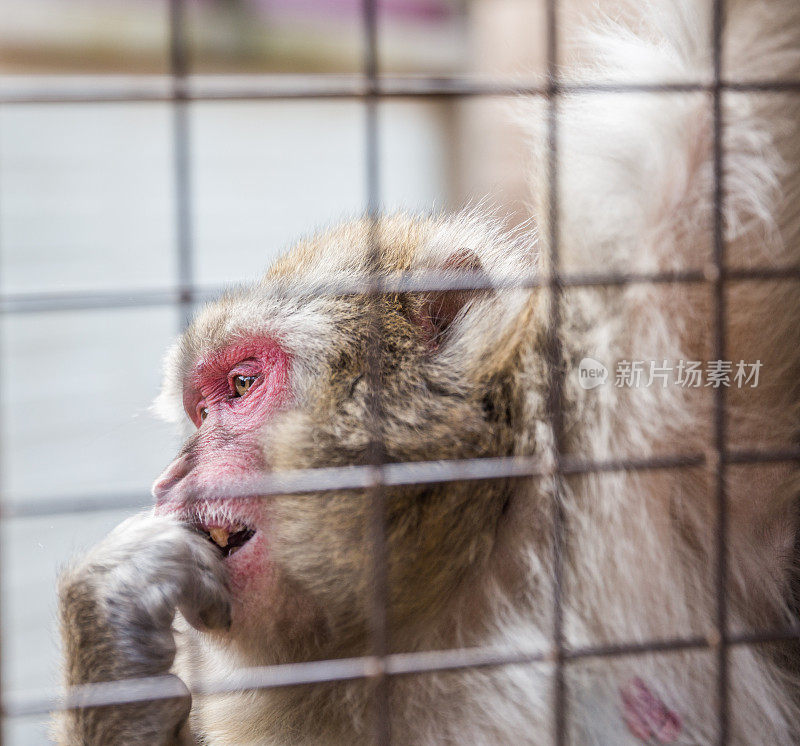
{"left": 53, "top": 513, "right": 230, "bottom": 746}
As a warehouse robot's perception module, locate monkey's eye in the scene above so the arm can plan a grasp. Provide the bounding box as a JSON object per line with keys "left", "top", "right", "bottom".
{"left": 233, "top": 375, "right": 257, "bottom": 397}
{"left": 200, "top": 407, "right": 209, "bottom": 421}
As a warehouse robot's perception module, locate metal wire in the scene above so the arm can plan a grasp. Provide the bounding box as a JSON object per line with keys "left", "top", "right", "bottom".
{"left": 2, "top": 1, "right": 800, "bottom": 744}
{"left": 361, "top": 0, "right": 392, "bottom": 741}
{"left": 543, "top": 0, "right": 568, "bottom": 741}
{"left": 5, "top": 447, "right": 799, "bottom": 520}
{"left": 1, "top": 75, "right": 799, "bottom": 105}
{"left": 169, "top": 0, "right": 196, "bottom": 329}
{"left": 2, "top": 266, "right": 798, "bottom": 315}
{"left": 711, "top": 1, "right": 730, "bottom": 742}
{"left": 6, "top": 626, "right": 800, "bottom": 720}
{"left": 0, "top": 69, "right": 6, "bottom": 746}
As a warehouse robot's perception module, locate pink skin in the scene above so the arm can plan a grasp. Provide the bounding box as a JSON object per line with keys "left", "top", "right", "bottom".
{"left": 620, "top": 677, "right": 681, "bottom": 743}
{"left": 153, "top": 338, "right": 291, "bottom": 602}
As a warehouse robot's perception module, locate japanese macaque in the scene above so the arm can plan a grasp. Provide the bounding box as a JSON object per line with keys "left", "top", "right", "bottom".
{"left": 55, "top": 0, "right": 800, "bottom": 743}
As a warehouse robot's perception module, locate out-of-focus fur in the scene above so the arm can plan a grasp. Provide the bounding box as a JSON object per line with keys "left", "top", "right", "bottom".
{"left": 57, "top": 1, "right": 799, "bottom": 743}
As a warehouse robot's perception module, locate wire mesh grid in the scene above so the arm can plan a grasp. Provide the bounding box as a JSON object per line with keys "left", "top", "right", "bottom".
{"left": 1, "top": 0, "right": 800, "bottom": 743}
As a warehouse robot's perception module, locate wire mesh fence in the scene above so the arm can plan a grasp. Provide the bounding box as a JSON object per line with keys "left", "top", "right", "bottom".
{"left": 1, "top": 0, "right": 799, "bottom": 744}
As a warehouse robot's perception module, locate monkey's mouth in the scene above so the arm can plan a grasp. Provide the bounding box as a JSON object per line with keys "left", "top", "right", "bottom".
{"left": 193, "top": 522, "right": 256, "bottom": 558}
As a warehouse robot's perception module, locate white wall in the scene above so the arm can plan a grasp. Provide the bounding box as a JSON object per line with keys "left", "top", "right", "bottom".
{"left": 0, "top": 92, "right": 455, "bottom": 744}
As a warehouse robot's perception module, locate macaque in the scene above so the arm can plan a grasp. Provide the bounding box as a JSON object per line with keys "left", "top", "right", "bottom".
{"left": 56, "top": 0, "right": 800, "bottom": 743}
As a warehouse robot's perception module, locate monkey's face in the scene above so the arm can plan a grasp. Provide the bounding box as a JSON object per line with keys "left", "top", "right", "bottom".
{"left": 152, "top": 216, "right": 533, "bottom": 659}
{"left": 152, "top": 337, "right": 291, "bottom": 605}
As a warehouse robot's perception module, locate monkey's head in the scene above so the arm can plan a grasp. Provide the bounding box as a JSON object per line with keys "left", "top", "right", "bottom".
{"left": 153, "top": 213, "right": 538, "bottom": 662}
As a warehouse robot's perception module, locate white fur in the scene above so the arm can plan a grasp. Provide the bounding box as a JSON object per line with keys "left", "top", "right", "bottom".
{"left": 162, "top": 1, "right": 800, "bottom": 743}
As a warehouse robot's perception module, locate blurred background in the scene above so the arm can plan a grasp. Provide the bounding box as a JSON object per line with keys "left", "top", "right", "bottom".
{"left": 0, "top": 0, "right": 547, "bottom": 742}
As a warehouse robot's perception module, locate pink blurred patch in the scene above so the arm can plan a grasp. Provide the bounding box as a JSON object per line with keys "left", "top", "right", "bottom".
{"left": 620, "top": 677, "right": 681, "bottom": 743}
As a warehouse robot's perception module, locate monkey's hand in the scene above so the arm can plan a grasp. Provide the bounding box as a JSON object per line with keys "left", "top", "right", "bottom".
{"left": 54, "top": 512, "right": 231, "bottom": 746}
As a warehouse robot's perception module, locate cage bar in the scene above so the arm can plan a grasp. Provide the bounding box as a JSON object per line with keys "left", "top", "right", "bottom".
{"left": 1, "top": 0, "right": 799, "bottom": 742}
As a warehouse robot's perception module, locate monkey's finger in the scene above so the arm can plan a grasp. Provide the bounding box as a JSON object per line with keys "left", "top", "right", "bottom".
{"left": 152, "top": 673, "right": 193, "bottom": 746}
{"left": 82, "top": 673, "right": 192, "bottom": 746}
{"left": 176, "top": 529, "right": 232, "bottom": 632}
{"left": 179, "top": 588, "right": 232, "bottom": 632}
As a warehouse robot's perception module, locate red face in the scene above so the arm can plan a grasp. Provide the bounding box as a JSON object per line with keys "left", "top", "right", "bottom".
{"left": 153, "top": 338, "right": 291, "bottom": 606}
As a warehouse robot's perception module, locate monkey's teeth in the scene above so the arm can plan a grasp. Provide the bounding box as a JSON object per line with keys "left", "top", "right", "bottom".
{"left": 195, "top": 521, "right": 254, "bottom": 557}
{"left": 208, "top": 527, "right": 230, "bottom": 548}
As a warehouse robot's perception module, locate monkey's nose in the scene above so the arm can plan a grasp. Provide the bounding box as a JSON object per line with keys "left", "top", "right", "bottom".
{"left": 152, "top": 454, "right": 192, "bottom": 502}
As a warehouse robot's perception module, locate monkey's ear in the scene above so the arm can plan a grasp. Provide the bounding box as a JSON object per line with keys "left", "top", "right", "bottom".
{"left": 407, "top": 248, "right": 492, "bottom": 349}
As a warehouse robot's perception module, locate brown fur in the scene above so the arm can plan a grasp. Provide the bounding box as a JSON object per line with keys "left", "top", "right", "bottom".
{"left": 56, "top": 1, "right": 800, "bottom": 743}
